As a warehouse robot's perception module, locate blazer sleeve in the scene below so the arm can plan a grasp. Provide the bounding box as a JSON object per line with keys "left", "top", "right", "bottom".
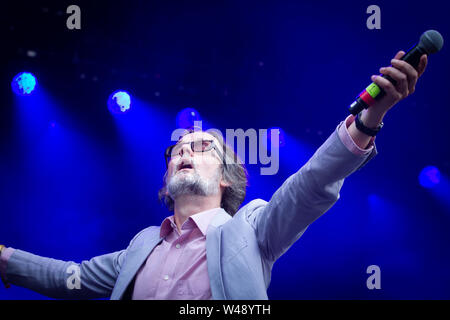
{"left": 246, "top": 122, "right": 378, "bottom": 262}
{"left": 5, "top": 229, "right": 146, "bottom": 299}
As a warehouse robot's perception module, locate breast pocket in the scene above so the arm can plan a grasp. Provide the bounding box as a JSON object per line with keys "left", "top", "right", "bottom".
{"left": 184, "top": 278, "right": 213, "bottom": 299}
{"left": 222, "top": 237, "right": 248, "bottom": 264}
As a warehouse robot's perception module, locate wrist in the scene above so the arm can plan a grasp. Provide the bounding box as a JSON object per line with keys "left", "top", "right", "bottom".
{"left": 360, "top": 107, "right": 386, "bottom": 129}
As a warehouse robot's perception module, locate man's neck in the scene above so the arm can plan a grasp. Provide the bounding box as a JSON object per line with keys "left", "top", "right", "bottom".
{"left": 173, "top": 194, "right": 221, "bottom": 233}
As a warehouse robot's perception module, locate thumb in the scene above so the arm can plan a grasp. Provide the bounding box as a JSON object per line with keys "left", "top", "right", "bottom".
{"left": 417, "top": 54, "right": 428, "bottom": 77}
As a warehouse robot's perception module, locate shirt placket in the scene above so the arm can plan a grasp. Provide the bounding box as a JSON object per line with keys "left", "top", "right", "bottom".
{"left": 155, "top": 224, "right": 190, "bottom": 299}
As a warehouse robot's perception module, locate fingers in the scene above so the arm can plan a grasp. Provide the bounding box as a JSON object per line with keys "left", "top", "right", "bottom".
{"left": 371, "top": 74, "right": 402, "bottom": 102}
{"left": 376, "top": 50, "right": 425, "bottom": 98}
{"left": 379, "top": 65, "right": 409, "bottom": 97}
{"left": 393, "top": 50, "right": 405, "bottom": 60}
{"left": 390, "top": 58, "right": 418, "bottom": 94}
{"left": 392, "top": 51, "right": 428, "bottom": 78}
{"left": 370, "top": 51, "right": 428, "bottom": 106}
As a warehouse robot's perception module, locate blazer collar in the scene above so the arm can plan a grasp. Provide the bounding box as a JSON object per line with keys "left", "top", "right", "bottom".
{"left": 112, "top": 209, "right": 232, "bottom": 300}
{"left": 208, "top": 208, "right": 232, "bottom": 228}
{"left": 205, "top": 208, "right": 232, "bottom": 300}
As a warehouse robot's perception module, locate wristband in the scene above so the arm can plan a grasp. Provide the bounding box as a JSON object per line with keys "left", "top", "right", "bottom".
{"left": 355, "top": 112, "right": 383, "bottom": 136}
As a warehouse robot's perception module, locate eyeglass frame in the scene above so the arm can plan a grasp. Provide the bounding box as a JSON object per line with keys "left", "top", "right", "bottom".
{"left": 164, "top": 139, "right": 227, "bottom": 169}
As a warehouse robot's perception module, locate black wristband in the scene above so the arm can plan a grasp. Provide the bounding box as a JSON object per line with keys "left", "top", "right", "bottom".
{"left": 355, "top": 112, "right": 383, "bottom": 137}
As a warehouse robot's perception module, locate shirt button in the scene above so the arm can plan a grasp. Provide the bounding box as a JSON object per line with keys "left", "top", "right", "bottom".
{"left": 175, "top": 244, "right": 181, "bottom": 249}
{"left": 163, "top": 275, "right": 169, "bottom": 281}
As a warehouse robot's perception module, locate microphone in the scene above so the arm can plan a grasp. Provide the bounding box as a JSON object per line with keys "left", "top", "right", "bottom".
{"left": 349, "top": 30, "right": 444, "bottom": 115}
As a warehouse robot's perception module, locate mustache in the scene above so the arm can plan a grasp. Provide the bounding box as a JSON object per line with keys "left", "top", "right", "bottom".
{"left": 175, "top": 159, "right": 196, "bottom": 172}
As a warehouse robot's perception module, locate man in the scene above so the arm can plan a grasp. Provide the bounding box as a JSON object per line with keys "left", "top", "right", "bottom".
{"left": 0, "top": 51, "right": 428, "bottom": 299}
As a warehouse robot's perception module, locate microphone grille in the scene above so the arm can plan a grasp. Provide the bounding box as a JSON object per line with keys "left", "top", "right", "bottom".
{"left": 420, "top": 30, "right": 444, "bottom": 54}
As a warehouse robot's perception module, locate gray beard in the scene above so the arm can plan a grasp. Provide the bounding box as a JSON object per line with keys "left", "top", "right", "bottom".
{"left": 167, "top": 169, "right": 221, "bottom": 200}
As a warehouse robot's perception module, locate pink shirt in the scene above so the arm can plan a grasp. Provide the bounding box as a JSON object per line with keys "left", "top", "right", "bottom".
{"left": 340, "top": 114, "right": 375, "bottom": 155}
{"left": 0, "top": 115, "right": 373, "bottom": 295}
{"left": 131, "top": 207, "right": 220, "bottom": 300}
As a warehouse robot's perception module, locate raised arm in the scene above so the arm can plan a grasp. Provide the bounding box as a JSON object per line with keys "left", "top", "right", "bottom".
{"left": 247, "top": 122, "right": 377, "bottom": 262}
{"left": 247, "top": 50, "right": 427, "bottom": 262}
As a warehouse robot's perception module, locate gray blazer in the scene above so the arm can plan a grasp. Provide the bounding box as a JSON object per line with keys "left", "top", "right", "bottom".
{"left": 5, "top": 125, "right": 377, "bottom": 299}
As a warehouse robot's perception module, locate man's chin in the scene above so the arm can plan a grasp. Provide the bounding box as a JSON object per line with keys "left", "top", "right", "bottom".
{"left": 176, "top": 169, "right": 194, "bottom": 176}
{"left": 171, "top": 171, "right": 196, "bottom": 184}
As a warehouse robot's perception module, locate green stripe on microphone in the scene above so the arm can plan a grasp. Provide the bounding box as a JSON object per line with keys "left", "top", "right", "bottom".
{"left": 366, "top": 82, "right": 381, "bottom": 98}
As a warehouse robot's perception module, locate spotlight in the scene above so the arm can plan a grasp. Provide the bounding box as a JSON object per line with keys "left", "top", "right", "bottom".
{"left": 176, "top": 108, "right": 201, "bottom": 129}
{"left": 368, "top": 193, "right": 382, "bottom": 206}
{"left": 108, "top": 91, "right": 131, "bottom": 114}
{"left": 419, "top": 166, "right": 440, "bottom": 188}
{"left": 26, "top": 50, "right": 37, "bottom": 58}
{"left": 11, "top": 72, "right": 37, "bottom": 96}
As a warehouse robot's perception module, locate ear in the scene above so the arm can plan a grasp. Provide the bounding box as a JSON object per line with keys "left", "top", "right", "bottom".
{"left": 220, "top": 178, "right": 231, "bottom": 188}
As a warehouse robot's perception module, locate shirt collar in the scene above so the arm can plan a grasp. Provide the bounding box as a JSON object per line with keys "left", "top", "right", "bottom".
{"left": 159, "top": 207, "right": 222, "bottom": 238}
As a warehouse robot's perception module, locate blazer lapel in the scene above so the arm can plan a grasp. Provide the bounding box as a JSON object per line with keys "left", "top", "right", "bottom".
{"left": 112, "top": 210, "right": 232, "bottom": 300}
{"left": 206, "top": 210, "right": 232, "bottom": 300}
{"left": 111, "top": 230, "right": 163, "bottom": 300}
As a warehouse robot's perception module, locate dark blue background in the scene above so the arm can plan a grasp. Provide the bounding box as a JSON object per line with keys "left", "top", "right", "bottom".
{"left": 1, "top": 0, "right": 449, "bottom": 299}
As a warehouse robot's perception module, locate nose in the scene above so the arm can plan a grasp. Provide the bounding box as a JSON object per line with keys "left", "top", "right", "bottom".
{"left": 178, "top": 142, "right": 194, "bottom": 158}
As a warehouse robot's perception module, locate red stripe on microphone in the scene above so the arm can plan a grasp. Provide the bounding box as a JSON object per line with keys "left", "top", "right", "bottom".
{"left": 359, "top": 90, "right": 376, "bottom": 106}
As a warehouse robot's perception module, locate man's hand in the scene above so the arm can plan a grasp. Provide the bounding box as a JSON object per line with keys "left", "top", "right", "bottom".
{"left": 347, "top": 50, "right": 428, "bottom": 149}
{"left": 370, "top": 50, "right": 428, "bottom": 115}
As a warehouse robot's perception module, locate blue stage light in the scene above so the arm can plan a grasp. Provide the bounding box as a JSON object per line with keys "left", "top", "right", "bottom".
{"left": 267, "top": 127, "right": 286, "bottom": 148}
{"left": 11, "top": 72, "right": 37, "bottom": 96}
{"left": 419, "top": 166, "right": 441, "bottom": 188}
{"left": 108, "top": 91, "right": 131, "bottom": 114}
{"left": 176, "top": 108, "right": 201, "bottom": 128}
{"left": 367, "top": 193, "right": 382, "bottom": 206}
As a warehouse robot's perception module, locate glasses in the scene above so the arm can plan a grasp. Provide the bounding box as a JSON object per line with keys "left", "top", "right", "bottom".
{"left": 164, "top": 139, "right": 225, "bottom": 168}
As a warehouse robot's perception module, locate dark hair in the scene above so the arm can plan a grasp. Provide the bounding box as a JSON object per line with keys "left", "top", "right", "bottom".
{"left": 158, "top": 129, "right": 248, "bottom": 216}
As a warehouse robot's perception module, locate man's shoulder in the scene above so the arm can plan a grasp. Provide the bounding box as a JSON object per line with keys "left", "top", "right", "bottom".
{"left": 238, "top": 199, "right": 268, "bottom": 213}
{"left": 233, "top": 198, "right": 268, "bottom": 222}
{"left": 128, "top": 225, "right": 161, "bottom": 249}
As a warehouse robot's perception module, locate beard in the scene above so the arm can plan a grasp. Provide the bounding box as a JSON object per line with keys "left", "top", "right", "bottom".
{"left": 167, "top": 167, "right": 221, "bottom": 200}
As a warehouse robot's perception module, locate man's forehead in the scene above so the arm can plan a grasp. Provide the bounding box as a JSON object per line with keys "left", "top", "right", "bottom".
{"left": 178, "top": 131, "right": 218, "bottom": 143}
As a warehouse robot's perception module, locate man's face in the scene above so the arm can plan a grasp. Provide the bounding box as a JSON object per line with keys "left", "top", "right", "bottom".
{"left": 165, "top": 131, "right": 226, "bottom": 200}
